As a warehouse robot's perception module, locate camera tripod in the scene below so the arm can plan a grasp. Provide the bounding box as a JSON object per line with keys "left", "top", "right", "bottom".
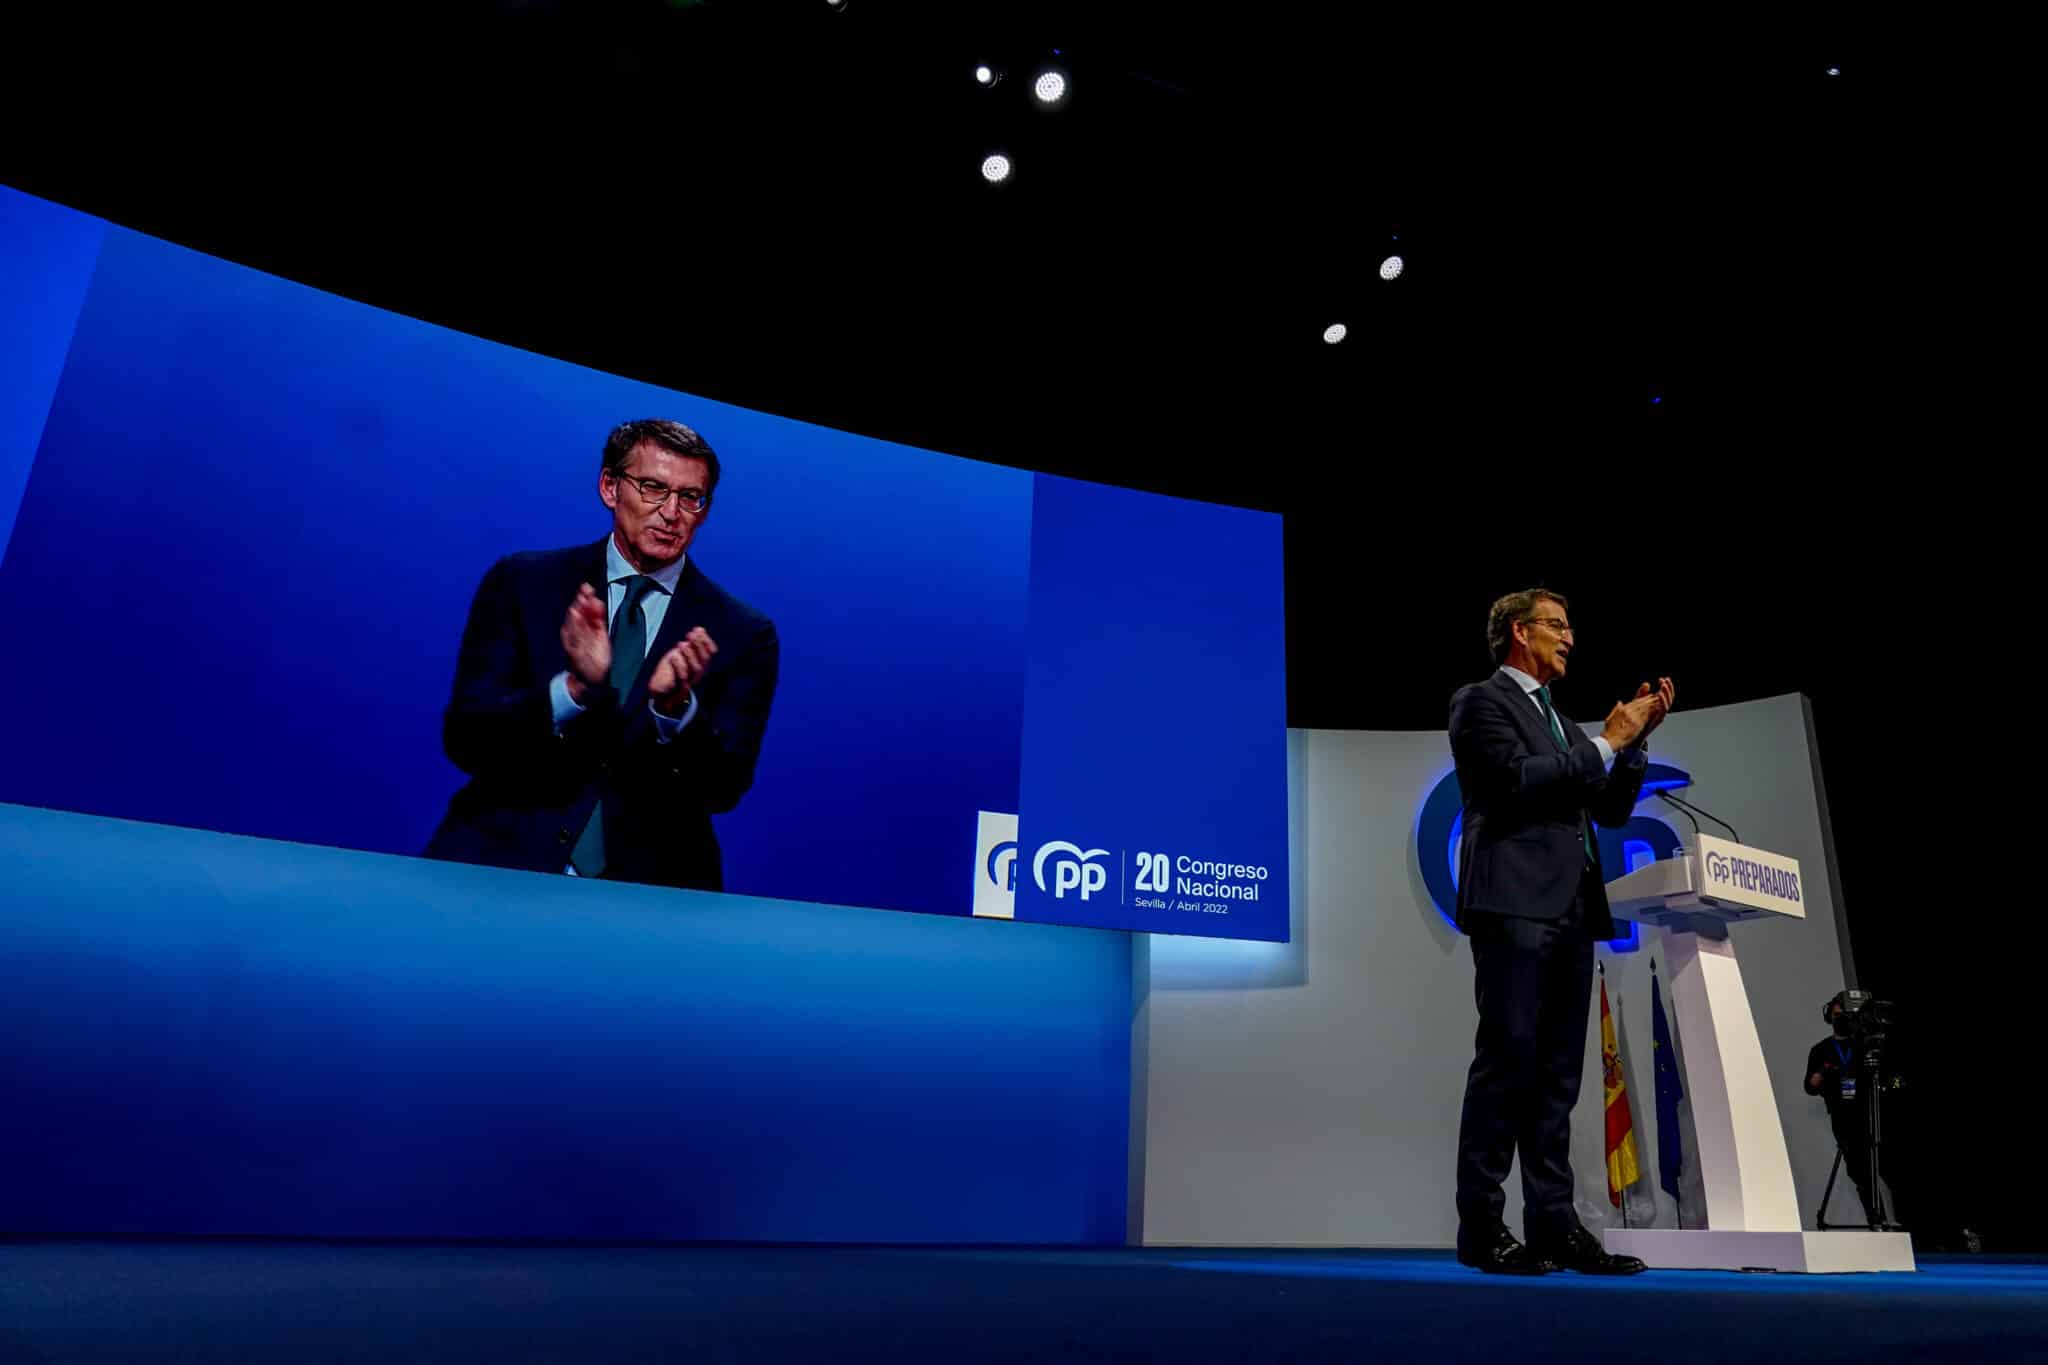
{"left": 1815, "top": 1039, "right": 1905, "bottom": 1232}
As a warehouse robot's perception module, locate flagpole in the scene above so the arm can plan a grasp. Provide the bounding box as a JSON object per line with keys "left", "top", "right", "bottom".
{"left": 1616, "top": 976, "right": 1632, "bottom": 1231}
{"left": 1598, "top": 960, "right": 1642, "bottom": 1230}
{"left": 1649, "top": 957, "right": 1687, "bottom": 1231}
{"left": 1606, "top": 962, "right": 1631, "bottom": 1231}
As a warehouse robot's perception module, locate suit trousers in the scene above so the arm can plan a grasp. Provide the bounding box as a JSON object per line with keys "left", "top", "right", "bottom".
{"left": 1455, "top": 866, "right": 1599, "bottom": 1243}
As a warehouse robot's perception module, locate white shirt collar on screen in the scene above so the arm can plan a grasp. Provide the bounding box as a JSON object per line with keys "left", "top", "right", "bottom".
{"left": 603, "top": 539, "right": 687, "bottom": 658}
{"left": 606, "top": 538, "right": 687, "bottom": 596}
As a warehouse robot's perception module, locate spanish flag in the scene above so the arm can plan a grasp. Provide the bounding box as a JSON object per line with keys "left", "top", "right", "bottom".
{"left": 1601, "top": 975, "right": 1642, "bottom": 1206}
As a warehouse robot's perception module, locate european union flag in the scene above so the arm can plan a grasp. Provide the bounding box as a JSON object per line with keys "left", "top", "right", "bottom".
{"left": 1651, "top": 964, "right": 1685, "bottom": 1201}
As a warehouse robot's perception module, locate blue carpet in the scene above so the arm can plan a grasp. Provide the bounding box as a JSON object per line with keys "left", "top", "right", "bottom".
{"left": 1, "top": 1245, "right": 2040, "bottom": 1363}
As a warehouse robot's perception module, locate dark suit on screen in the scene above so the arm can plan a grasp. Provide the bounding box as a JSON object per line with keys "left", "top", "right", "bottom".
{"left": 424, "top": 538, "right": 778, "bottom": 891}
{"left": 1449, "top": 668, "right": 1648, "bottom": 1242}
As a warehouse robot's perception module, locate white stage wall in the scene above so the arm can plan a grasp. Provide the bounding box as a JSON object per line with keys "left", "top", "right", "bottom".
{"left": 1131, "top": 694, "right": 1857, "bottom": 1246}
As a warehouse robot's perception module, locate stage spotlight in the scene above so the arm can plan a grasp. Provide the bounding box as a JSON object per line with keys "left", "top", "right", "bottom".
{"left": 1033, "top": 69, "right": 1069, "bottom": 106}
{"left": 981, "top": 153, "right": 1013, "bottom": 184}
{"left": 1826, "top": 65, "right": 1841, "bottom": 76}
{"left": 824, "top": 0, "right": 848, "bottom": 8}
{"left": 1379, "top": 255, "right": 1404, "bottom": 281}
{"left": 1323, "top": 323, "right": 1348, "bottom": 345}
{"left": 976, "top": 64, "right": 999, "bottom": 87}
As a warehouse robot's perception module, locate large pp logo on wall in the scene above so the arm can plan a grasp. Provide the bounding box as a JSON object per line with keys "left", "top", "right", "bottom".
{"left": 1415, "top": 760, "right": 1694, "bottom": 948}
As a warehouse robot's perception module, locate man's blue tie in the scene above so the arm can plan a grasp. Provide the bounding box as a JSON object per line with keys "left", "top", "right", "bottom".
{"left": 569, "top": 575, "right": 658, "bottom": 878}
{"left": 1535, "top": 684, "right": 1599, "bottom": 865}
{"left": 1533, "top": 684, "right": 1569, "bottom": 750}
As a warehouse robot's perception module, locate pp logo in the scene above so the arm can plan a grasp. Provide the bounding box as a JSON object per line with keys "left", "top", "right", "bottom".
{"left": 1415, "top": 759, "right": 1695, "bottom": 951}
{"left": 1035, "top": 841, "right": 1111, "bottom": 900}
{"left": 1704, "top": 850, "right": 1731, "bottom": 884}
{"left": 987, "top": 841, "right": 1019, "bottom": 892}
{"left": 972, "top": 810, "right": 1021, "bottom": 919}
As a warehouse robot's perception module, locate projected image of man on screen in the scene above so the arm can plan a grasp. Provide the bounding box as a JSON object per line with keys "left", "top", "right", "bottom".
{"left": 425, "top": 419, "right": 779, "bottom": 891}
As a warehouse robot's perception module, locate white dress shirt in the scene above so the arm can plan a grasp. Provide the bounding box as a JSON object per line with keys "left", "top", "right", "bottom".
{"left": 548, "top": 537, "right": 701, "bottom": 739}
{"left": 1499, "top": 665, "right": 1616, "bottom": 769}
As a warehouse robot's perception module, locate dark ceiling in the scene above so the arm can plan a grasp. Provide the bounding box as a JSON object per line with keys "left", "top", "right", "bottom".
{"left": 2, "top": 2, "right": 2020, "bottom": 1240}
{"left": 2, "top": 3, "right": 1953, "bottom": 715}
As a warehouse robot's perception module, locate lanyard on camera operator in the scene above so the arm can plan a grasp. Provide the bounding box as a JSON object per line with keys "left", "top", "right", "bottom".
{"left": 1832, "top": 1038, "right": 1859, "bottom": 1104}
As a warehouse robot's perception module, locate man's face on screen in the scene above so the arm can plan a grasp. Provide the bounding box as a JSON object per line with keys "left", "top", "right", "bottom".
{"left": 600, "top": 443, "right": 710, "bottom": 572}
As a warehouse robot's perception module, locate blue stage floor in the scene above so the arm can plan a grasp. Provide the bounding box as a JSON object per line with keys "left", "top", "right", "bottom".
{"left": 2, "top": 1244, "right": 2041, "bottom": 1363}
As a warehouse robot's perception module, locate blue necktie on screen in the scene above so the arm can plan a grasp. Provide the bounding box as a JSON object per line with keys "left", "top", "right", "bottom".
{"left": 570, "top": 575, "right": 658, "bottom": 878}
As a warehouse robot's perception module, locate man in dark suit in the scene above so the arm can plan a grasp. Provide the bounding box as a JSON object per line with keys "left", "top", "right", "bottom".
{"left": 1448, "top": 588, "right": 1673, "bottom": 1275}
{"left": 425, "top": 418, "right": 779, "bottom": 892}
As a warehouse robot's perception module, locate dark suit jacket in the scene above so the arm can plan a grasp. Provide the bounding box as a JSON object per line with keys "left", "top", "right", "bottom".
{"left": 1447, "top": 669, "right": 1648, "bottom": 937}
{"left": 424, "top": 539, "right": 779, "bottom": 891}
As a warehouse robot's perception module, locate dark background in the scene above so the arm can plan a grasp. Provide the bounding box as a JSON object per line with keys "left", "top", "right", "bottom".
{"left": 2, "top": 3, "right": 2015, "bottom": 1245}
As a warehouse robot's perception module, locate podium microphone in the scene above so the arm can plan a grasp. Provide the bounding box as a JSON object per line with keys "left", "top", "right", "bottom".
{"left": 1657, "top": 790, "right": 1739, "bottom": 843}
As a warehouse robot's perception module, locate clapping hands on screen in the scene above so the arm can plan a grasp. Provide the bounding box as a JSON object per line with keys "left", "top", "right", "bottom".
{"left": 560, "top": 583, "right": 611, "bottom": 703}
{"left": 649, "top": 628, "right": 718, "bottom": 716}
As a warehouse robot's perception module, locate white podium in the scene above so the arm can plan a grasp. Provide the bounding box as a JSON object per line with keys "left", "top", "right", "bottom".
{"left": 1599, "top": 835, "right": 1914, "bottom": 1273}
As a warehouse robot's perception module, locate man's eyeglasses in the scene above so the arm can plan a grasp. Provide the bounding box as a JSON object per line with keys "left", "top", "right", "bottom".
{"left": 1527, "top": 616, "right": 1574, "bottom": 636}
{"left": 611, "top": 472, "right": 709, "bottom": 514}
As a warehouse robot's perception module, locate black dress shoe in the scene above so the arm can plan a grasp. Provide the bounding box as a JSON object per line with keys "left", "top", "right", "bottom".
{"left": 1455, "top": 1225, "right": 1551, "bottom": 1275}
{"left": 1528, "top": 1224, "right": 1647, "bottom": 1275}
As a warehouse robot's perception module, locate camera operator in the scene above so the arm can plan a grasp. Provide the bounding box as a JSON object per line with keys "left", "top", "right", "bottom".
{"left": 1806, "top": 993, "right": 1883, "bottom": 1224}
